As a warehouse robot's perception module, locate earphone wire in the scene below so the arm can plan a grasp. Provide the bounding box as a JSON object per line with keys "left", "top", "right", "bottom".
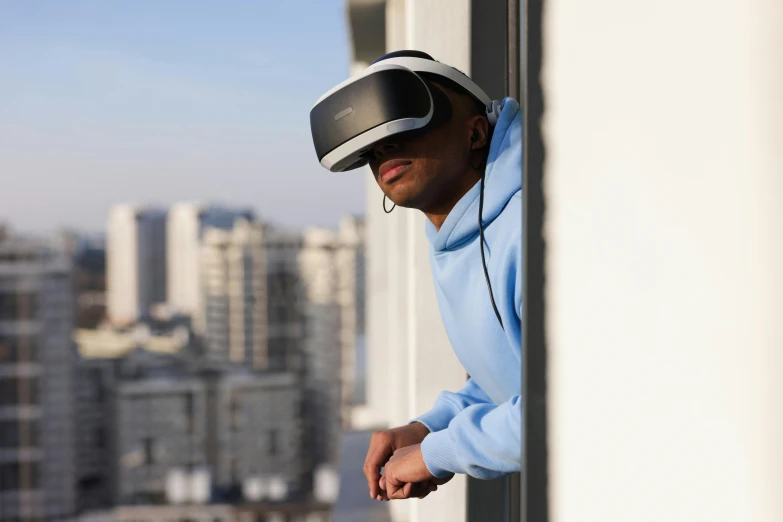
{"left": 472, "top": 134, "right": 505, "bottom": 330}
{"left": 383, "top": 194, "right": 396, "bottom": 213}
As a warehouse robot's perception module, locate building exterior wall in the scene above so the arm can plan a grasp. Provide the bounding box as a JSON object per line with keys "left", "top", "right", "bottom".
{"left": 115, "top": 378, "right": 207, "bottom": 504}
{"left": 298, "top": 229, "right": 343, "bottom": 476}
{"left": 167, "top": 203, "right": 206, "bottom": 332}
{"left": 353, "top": 0, "right": 473, "bottom": 520}
{"left": 74, "top": 358, "right": 118, "bottom": 511}
{"left": 167, "top": 204, "right": 255, "bottom": 336}
{"left": 135, "top": 211, "right": 167, "bottom": 317}
{"left": 76, "top": 503, "right": 332, "bottom": 522}
{"left": 106, "top": 205, "right": 139, "bottom": 326}
{"left": 543, "top": 0, "right": 783, "bottom": 520}
{"left": 83, "top": 504, "right": 237, "bottom": 522}
{"left": 0, "top": 237, "right": 76, "bottom": 520}
{"left": 74, "top": 241, "right": 107, "bottom": 330}
{"left": 107, "top": 205, "right": 166, "bottom": 326}
{"left": 214, "top": 373, "right": 303, "bottom": 498}
{"left": 264, "top": 229, "right": 305, "bottom": 374}
{"left": 202, "top": 219, "right": 268, "bottom": 370}
{"left": 336, "top": 216, "right": 365, "bottom": 424}
{"left": 262, "top": 225, "right": 365, "bottom": 499}
{"left": 38, "top": 262, "right": 78, "bottom": 520}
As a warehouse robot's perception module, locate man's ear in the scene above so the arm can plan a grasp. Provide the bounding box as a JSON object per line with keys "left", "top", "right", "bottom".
{"left": 468, "top": 115, "right": 490, "bottom": 150}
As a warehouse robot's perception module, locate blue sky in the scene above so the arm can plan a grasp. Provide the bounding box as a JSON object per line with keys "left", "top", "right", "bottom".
{"left": 0, "top": 0, "right": 365, "bottom": 233}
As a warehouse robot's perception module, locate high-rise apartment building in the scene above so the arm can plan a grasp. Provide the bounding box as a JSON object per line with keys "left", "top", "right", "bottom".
{"left": 0, "top": 230, "right": 76, "bottom": 520}
{"left": 263, "top": 228, "right": 305, "bottom": 374}
{"left": 106, "top": 205, "right": 167, "bottom": 326}
{"left": 214, "top": 373, "right": 304, "bottom": 501}
{"left": 297, "top": 228, "right": 342, "bottom": 477}
{"left": 74, "top": 357, "right": 117, "bottom": 512}
{"left": 335, "top": 216, "right": 365, "bottom": 427}
{"left": 116, "top": 377, "right": 208, "bottom": 505}
{"left": 259, "top": 223, "right": 365, "bottom": 478}
{"left": 166, "top": 204, "right": 254, "bottom": 335}
{"left": 113, "top": 371, "right": 303, "bottom": 506}
{"left": 74, "top": 239, "right": 107, "bottom": 329}
{"left": 201, "top": 219, "right": 267, "bottom": 369}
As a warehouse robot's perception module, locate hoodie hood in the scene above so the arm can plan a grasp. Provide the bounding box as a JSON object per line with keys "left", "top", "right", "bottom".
{"left": 426, "top": 97, "right": 522, "bottom": 251}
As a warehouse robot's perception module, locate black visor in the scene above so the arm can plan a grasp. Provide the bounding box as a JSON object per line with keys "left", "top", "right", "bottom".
{"left": 310, "top": 67, "right": 452, "bottom": 172}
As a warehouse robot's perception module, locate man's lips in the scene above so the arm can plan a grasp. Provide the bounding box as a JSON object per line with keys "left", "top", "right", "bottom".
{"left": 379, "top": 160, "right": 412, "bottom": 183}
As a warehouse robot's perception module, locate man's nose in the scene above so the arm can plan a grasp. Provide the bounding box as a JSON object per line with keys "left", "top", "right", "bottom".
{"left": 373, "top": 142, "right": 399, "bottom": 159}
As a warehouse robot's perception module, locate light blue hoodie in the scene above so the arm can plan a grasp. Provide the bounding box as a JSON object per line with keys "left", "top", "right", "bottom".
{"left": 413, "top": 98, "right": 522, "bottom": 480}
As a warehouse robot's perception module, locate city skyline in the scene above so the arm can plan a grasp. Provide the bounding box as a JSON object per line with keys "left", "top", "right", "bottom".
{"left": 0, "top": 1, "right": 366, "bottom": 234}
{"left": 0, "top": 198, "right": 364, "bottom": 518}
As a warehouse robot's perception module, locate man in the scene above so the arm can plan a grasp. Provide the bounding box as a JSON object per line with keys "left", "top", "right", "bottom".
{"left": 312, "top": 51, "right": 522, "bottom": 501}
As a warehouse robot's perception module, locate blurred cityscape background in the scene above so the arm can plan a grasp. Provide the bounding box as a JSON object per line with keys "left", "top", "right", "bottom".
{"left": 1, "top": 1, "right": 376, "bottom": 521}
{"left": 0, "top": 209, "right": 364, "bottom": 521}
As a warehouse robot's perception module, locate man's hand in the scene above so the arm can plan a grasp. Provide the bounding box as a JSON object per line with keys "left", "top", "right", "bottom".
{"left": 379, "top": 474, "right": 445, "bottom": 500}
{"left": 383, "top": 444, "right": 452, "bottom": 500}
{"left": 363, "top": 422, "right": 430, "bottom": 500}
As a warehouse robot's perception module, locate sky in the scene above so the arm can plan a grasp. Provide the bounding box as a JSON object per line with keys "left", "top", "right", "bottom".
{"left": 0, "top": 0, "right": 365, "bottom": 234}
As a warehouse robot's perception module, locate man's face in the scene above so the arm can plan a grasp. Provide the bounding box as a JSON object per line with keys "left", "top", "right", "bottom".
{"left": 369, "top": 83, "right": 485, "bottom": 212}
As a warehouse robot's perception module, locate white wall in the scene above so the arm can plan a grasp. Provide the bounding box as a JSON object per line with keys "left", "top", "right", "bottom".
{"left": 360, "top": 1, "right": 473, "bottom": 521}
{"left": 167, "top": 203, "right": 205, "bottom": 332}
{"left": 107, "top": 204, "right": 139, "bottom": 325}
{"left": 544, "top": 0, "right": 783, "bottom": 520}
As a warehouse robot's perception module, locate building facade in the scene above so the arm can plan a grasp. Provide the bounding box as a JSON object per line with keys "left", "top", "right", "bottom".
{"left": 166, "top": 203, "right": 254, "bottom": 335}
{"left": 264, "top": 228, "right": 306, "bottom": 374}
{"left": 112, "top": 370, "right": 303, "bottom": 507}
{"left": 73, "top": 237, "right": 107, "bottom": 330}
{"left": 106, "top": 205, "right": 167, "bottom": 326}
{"left": 116, "top": 377, "right": 208, "bottom": 505}
{"left": 214, "top": 373, "right": 304, "bottom": 501}
{"left": 0, "top": 232, "right": 76, "bottom": 520}
{"left": 335, "top": 216, "right": 366, "bottom": 428}
{"left": 73, "top": 322, "right": 305, "bottom": 510}
{"left": 201, "top": 219, "right": 268, "bottom": 370}
{"left": 75, "top": 502, "right": 332, "bottom": 522}
{"left": 297, "top": 228, "right": 343, "bottom": 482}
{"left": 74, "top": 357, "right": 118, "bottom": 512}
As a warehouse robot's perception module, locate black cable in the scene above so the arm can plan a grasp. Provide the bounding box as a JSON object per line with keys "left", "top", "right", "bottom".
{"left": 471, "top": 134, "right": 504, "bottom": 330}
{"left": 383, "top": 194, "right": 396, "bottom": 213}
{"left": 478, "top": 169, "right": 504, "bottom": 330}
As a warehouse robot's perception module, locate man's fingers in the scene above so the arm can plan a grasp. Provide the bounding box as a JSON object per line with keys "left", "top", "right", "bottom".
{"left": 363, "top": 432, "right": 393, "bottom": 499}
{"left": 385, "top": 477, "right": 402, "bottom": 499}
{"left": 381, "top": 480, "right": 434, "bottom": 501}
{"left": 377, "top": 476, "right": 389, "bottom": 501}
{"left": 389, "top": 481, "right": 420, "bottom": 500}
{"left": 362, "top": 459, "right": 381, "bottom": 499}
{"left": 386, "top": 481, "right": 400, "bottom": 500}
{"left": 390, "top": 488, "right": 407, "bottom": 500}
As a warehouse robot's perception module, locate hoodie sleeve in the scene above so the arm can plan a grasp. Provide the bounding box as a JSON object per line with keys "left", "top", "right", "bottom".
{"left": 420, "top": 395, "right": 522, "bottom": 479}
{"left": 411, "top": 378, "right": 493, "bottom": 433}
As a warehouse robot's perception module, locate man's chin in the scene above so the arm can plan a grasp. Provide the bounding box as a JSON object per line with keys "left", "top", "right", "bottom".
{"left": 385, "top": 195, "right": 419, "bottom": 210}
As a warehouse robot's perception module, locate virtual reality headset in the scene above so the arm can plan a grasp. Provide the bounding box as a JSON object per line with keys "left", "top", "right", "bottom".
{"left": 310, "top": 50, "right": 503, "bottom": 172}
